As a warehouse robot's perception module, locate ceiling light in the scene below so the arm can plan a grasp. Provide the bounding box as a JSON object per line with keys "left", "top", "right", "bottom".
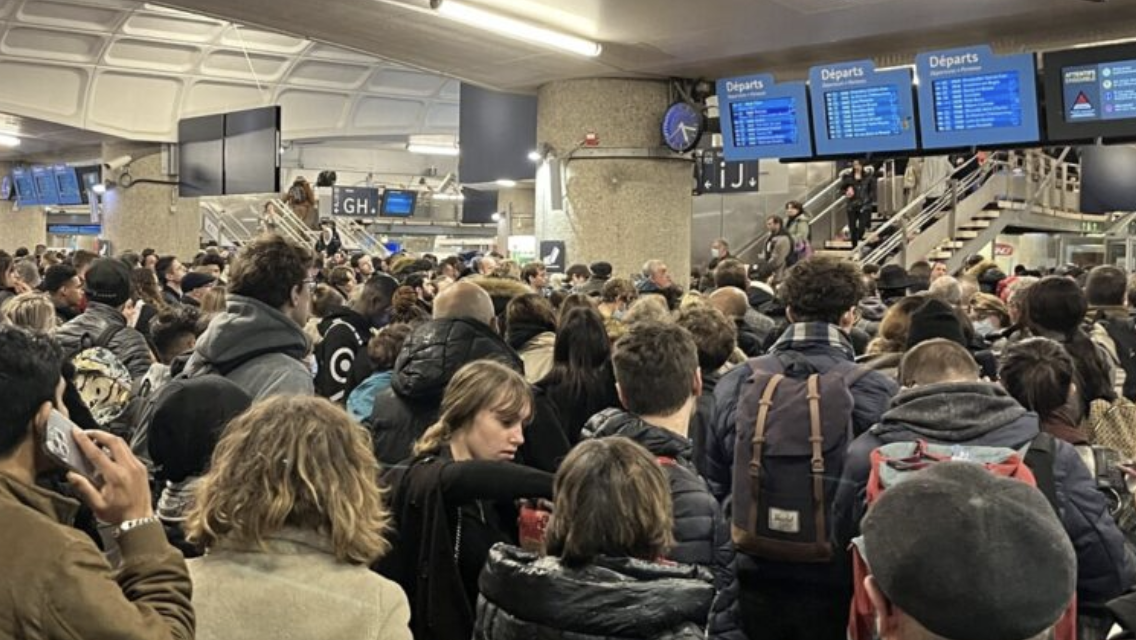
{"left": 91, "top": 182, "right": 107, "bottom": 195}
{"left": 1074, "top": 37, "right": 1136, "bottom": 49}
{"left": 495, "top": 179, "right": 517, "bottom": 188}
{"left": 0, "top": 134, "right": 21, "bottom": 147}
{"left": 491, "top": 212, "right": 502, "bottom": 222}
{"left": 527, "top": 150, "right": 542, "bottom": 162}
{"left": 433, "top": 192, "right": 465, "bottom": 201}
{"left": 431, "top": 0, "right": 602, "bottom": 58}
{"left": 407, "top": 143, "right": 460, "bottom": 156}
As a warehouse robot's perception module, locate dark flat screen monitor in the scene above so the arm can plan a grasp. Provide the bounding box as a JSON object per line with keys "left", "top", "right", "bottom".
{"left": 1043, "top": 43, "right": 1136, "bottom": 143}
{"left": 223, "top": 106, "right": 281, "bottom": 196}
{"left": 380, "top": 189, "right": 417, "bottom": 217}
{"left": 32, "top": 166, "right": 58, "bottom": 206}
{"left": 54, "top": 165, "right": 82, "bottom": 205}
{"left": 178, "top": 113, "right": 224, "bottom": 197}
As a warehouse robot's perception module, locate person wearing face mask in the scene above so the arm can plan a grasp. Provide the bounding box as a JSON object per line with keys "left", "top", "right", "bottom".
{"left": 378, "top": 361, "right": 554, "bottom": 640}
{"left": 968, "top": 292, "right": 1012, "bottom": 345}
{"left": 709, "top": 239, "right": 732, "bottom": 271}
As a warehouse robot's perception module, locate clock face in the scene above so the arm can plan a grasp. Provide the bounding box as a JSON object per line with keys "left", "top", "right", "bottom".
{"left": 662, "top": 102, "right": 704, "bottom": 153}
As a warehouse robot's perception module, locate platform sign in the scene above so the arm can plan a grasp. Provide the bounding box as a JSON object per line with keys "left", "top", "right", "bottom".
{"left": 539, "top": 240, "right": 566, "bottom": 273}
{"left": 331, "top": 186, "right": 378, "bottom": 217}
{"left": 915, "top": 46, "right": 1040, "bottom": 150}
{"left": 716, "top": 73, "right": 813, "bottom": 161}
{"left": 809, "top": 60, "right": 917, "bottom": 156}
{"left": 695, "top": 149, "right": 760, "bottom": 194}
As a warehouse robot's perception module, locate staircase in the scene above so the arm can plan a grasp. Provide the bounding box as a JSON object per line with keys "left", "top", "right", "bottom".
{"left": 200, "top": 197, "right": 389, "bottom": 257}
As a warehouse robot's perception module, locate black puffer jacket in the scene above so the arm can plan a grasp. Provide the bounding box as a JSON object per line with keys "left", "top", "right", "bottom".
{"left": 475, "top": 544, "right": 714, "bottom": 640}
{"left": 367, "top": 318, "right": 523, "bottom": 464}
{"left": 582, "top": 409, "right": 745, "bottom": 640}
{"left": 313, "top": 305, "right": 372, "bottom": 403}
{"left": 55, "top": 302, "right": 154, "bottom": 380}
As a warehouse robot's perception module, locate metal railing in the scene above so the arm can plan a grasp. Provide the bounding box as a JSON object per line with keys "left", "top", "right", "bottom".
{"left": 732, "top": 173, "right": 848, "bottom": 262}
{"left": 267, "top": 199, "right": 319, "bottom": 248}
{"left": 201, "top": 201, "right": 257, "bottom": 246}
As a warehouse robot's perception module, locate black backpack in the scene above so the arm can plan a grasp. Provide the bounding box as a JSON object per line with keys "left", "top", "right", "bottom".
{"left": 1100, "top": 316, "right": 1136, "bottom": 401}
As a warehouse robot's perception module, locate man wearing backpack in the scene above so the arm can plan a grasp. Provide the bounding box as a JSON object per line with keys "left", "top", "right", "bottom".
{"left": 182, "top": 234, "right": 315, "bottom": 400}
{"left": 56, "top": 258, "right": 154, "bottom": 380}
{"left": 1086, "top": 265, "right": 1136, "bottom": 401}
{"left": 582, "top": 320, "right": 744, "bottom": 640}
{"left": 710, "top": 256, "right": 898, "bottom": 640}
{"left": 833, "top": 339, "right": 1136, "bottom": 610}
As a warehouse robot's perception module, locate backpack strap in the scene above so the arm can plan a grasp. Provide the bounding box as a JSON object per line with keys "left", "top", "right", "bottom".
{"left": 806, "top": 373, "right": 827, "bottom": 550}
{"left": 1023, "top": 433, "right": 1060, "bottom": 515}
{"left": 748, "top": 373, "right": 785, "bottom": 533}
{"left": 94, "top": 323, "right": 124, "bottom": 349}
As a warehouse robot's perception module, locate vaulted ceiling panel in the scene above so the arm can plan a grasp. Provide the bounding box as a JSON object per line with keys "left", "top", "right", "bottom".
{"left": 2, "top": 26, "right": 104, "bottom": 63}
{"left": 277, "top": 89, "right": 351, "bottom": 136}
{"left": 16, "top": 0, "right": 122, "bottom": 31}
{"left": 199, "top": 49, "right": 290, "bottom": 82}
{"left": 288, "top": 59, "right": 372, "bottom": 90}
{"left": 0, "top": 60, "right": 86, "bottom": 121}
{"left": 103, "top": 37, "right": 199, "bottom": 72}
{"left": 351, "top": 95, "right": 425, "bottom": 131}
{"left": 183, "top": 80, "right": 268, "bottom": 116}
{"left": 367, "top": 68, "right": 448, "bottom": 97}
{"left": 88, "top": 70, "right": 181, "bottom": 136}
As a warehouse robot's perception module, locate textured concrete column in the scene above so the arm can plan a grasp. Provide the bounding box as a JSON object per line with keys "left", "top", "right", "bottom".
{"left": 536, "top": 79, "right": 692, "bottom": 285}
{"left": 100, "top": 142, "right": 201, "bottom": 259}
{"left": 0, "top": 161, "right": 46, "bottom": 251}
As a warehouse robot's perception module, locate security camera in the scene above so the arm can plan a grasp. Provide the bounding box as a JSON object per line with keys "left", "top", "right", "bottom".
{"left": 103, "top": 155, "right": 133, "bottom": 171}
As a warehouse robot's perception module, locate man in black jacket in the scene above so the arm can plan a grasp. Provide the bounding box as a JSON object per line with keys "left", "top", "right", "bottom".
{"left": 583, "top": 321, "right": 744, "bottom": 640}
{"left": 367, "top": 282, "right": 524, "bottom": 465}
{"left": 676, "top": 305, "right": 737, "bottom": 482}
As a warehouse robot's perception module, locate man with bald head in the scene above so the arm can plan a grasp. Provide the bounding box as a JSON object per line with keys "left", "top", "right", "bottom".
{"left": 366, "top": 280, "right": 523, "bottom": 464}
{"left": 709, "top": 287, "right": 763, "bottom": 357}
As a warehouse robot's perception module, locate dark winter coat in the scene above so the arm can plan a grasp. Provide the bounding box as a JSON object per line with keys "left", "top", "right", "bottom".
{"left": 55, "top": 301, "right": 155, "bottom": 380}
{"left": 475, "top": 545, "right": 715, "bottom": 640}
{"left": 313, "top": 306, "right": 372, "bottom": 403}
{"left": 367, "top": 318, "right": 523, "bottom": 465}
{"left": 582, "top": 409, "right": 745, "bottom": 640}
{"left": 833, "top": 381, "right": 1136, "bottom": 605}
{"left": 691, "top": 370, "right": 721, "bottom": 482}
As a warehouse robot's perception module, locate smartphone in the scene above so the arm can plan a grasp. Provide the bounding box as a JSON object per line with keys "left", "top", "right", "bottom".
{"left": 43, "top": 410, "right": 100, "bottom": 481}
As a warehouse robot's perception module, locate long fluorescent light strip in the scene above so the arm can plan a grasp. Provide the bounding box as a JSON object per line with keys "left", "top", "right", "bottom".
{"left": 0, "top": 134, "right": 21, "bottom": 147}
{"left": 407, "top": 144, "right": 460, "bottom": 156}
{"left": 435, "top": 0, "right": 602, "bottom": 58}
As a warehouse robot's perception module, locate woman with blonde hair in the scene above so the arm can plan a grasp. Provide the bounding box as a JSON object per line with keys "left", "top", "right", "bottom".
{"left": 475, "top": 437, "right": 715, "bottom": 639}
{"left": 378, "top": 360, "right": 553, "bottom": 640}
{"left": 186, "top": 395, "right": 410, "bottom": 640}
{"left": 1, "top": 291, "right": 57, "bottom": 333}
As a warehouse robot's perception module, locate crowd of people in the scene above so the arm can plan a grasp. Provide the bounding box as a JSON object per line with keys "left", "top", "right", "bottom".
{"left": 3, "top": 230, "right": 1136, "bottom": 640}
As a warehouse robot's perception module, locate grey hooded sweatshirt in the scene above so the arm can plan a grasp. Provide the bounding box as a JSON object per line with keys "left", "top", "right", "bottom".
{"left": 185, "top": 294, "right": 313, "bottom": 400}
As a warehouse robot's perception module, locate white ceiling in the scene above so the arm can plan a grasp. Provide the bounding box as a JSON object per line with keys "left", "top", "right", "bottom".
{"left": 0, "top": 0, "right": 460, "bottom": 143}
{"left": 153, "top": 0, "right": 1136, "bottom": 90}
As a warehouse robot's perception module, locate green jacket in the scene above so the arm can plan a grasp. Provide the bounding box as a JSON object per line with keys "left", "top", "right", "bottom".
{"left": 0, "top": 471, "right": 194, "bottom": 640}
{"left": 786, "top": 213, "right": 810, "bottom": 246}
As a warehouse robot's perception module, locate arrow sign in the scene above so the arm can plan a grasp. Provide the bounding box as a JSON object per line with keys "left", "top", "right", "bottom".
{"left": 695, "top": 149, "right": 761, "bottom": 194}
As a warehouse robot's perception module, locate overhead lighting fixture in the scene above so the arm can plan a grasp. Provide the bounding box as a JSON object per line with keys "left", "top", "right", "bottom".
{"left": 433, "top": 192, "right": 465, "bottom": 201}
{"left": 1074, "top": 36, "right": 1136, "bottom": 49}
{"left": 495, "top": 179, "right": 517, "bottom": 188}
{"left": 0, "top": 134, "right": 21, "bottom": 147}
{"left": 430, "top": 0, "right": 602, "bottom": 58}
{"left": 91, "top": 182, "right": 107, "bottom": 195}
{"left": 527, "top": 150, "right": 542, "bottom": 162}
{"left": 491, "top": 212, "right": 503, "bottom": 222}
{"left": 407, "top": 143, "right": 460, "bottom": 156}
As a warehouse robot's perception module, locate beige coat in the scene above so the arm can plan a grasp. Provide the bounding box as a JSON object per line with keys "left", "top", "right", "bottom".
{"left": 519, "top": 331, "right": 556, "bottom": 383}
{"left": 0, "top": 471, "right": 194, "bottom": 640}
{"left": 188, "top": 528, "right": 411, "bottom": 640}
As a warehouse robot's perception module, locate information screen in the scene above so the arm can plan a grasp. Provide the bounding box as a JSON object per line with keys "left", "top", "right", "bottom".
{"left": 823, "top": 86, "right": 903, "bottom": 139}
{"left": 729, "top": 97, "right": 800, "bottom": 147}
{"left": 916, "top": 47, "right": 1039, "bottom": 150}
{"left": 716, "top": 73, "right": 813, "bottom": 160}
{"left": 381, "top": 190, "right": 417, "bottom": 217}
{"left": 32, "top": 166, "right": 59, "bottom": 206}
{"left": 12, "top": 168, "right": 39, "bottom": 205}
{"left": 1043, "top": 43, "right": 1136, "bottom": 143}
{"left": 1062, "top": 60, "right": 1136, "bottom": 122}
{"left": 809, "top": 60, "right": 917, "bottom": 156}
{"left": 54, "top": 166, "right": 82, "bottom": 206}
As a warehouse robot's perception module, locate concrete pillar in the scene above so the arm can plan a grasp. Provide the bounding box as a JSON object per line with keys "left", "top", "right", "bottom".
{"left": 99, "top": 142, "right": 200, "bottom": 259}
{"left": 0, "top": 161, "right": 46, "bottom": 251}
{"left": 497, "top": 186, "right": 536, "bottom": 255}
{"left": 535, "top": 79, "right": 692, "bottom": 286}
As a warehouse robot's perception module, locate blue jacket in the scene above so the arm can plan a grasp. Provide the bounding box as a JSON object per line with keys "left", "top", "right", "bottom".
{"left": 583, "top": 409, "right": 746, "bottom": 640}
{"left": 833, "top": 382, "right": 1136, "bottom": 605}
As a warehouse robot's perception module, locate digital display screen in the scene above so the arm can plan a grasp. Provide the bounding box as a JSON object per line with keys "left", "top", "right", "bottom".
{"left": 1062, "top": 60, "right": 1136, "bottom": 122}
{"left": 729, "top": 97, "right": 800, "bottom": 147}
{"left": 933, "top": 72, "right": 1023, "bottom": 132}
{"left": 823, "top": 85, "right": 903, "bottom": 139}
{"left": 54, "top": 166, "right": 82, "bottom": 205}
{"left": 809, "top": 61, "right": 917, "bottom": 156}
{"left": 716, "top": 74, "right": 813, "bottom": 160}
{"left": 33, "top": 166, "right": 59, "bottom": 206}
{"left": 12, "top": 168, "right": 39, "bottom": 205}
{"left": 381, "top": 190, "right": 417, "bottom": 217}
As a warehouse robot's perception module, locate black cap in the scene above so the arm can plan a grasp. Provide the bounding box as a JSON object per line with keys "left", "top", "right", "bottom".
{"left": 181, "top": 272, "right": 217, "bottom": 295}
{"left": 589, "top": 261, "right": 613, "bottom": 279}
{"left": 906, "top": 298, "right": 966, "bottom": 350}
{"left": 877, "top": 264, "right": 910, "bottom": 292}
{"left": 83, "top": 258, "right": 131, "bottom": 308}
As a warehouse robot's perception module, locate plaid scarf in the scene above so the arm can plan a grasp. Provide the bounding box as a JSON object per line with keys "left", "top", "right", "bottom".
{"left": 769, "top": 322, "right": 856, "bottom": 360}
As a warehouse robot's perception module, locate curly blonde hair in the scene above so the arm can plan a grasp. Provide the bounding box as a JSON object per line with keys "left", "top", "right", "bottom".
{"left": 185, "top": 396, "right": 390, "bottom": 565}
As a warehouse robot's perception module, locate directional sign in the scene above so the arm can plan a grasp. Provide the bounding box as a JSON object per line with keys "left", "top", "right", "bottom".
{"left": 695, "top": 149, "right": 761, "bottom": 194}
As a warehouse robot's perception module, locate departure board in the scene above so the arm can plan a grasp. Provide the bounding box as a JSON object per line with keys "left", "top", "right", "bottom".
{"left": 917, "top": 47, "right": 1039, "bottom": 149}
{"left": 729, "top": 96, "right": 799, "bottom": 147}
{"left": 809, "top": 60, "right": 917, "bottom": 156}
{"left": 717, "top": 73, "right": 812, "bottom": 160}
{"left": 823, "top": 86, "right": 903, "bottom": 139}
{"left": 933, "top": 72, "right": 1022, "bottom": 132}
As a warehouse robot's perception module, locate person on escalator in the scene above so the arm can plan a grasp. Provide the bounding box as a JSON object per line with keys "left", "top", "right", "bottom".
{"left": 841, "top": 159, "right": 875, "bottom": 248}
{"left": 762, "top": 215, "right": 793, "bottom": 281}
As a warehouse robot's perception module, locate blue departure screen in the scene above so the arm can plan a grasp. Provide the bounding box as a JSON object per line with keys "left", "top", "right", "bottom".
{"left": 11, "top": 167, "right": 38, "bottom": 205}
{"left": 54, "top": 166, "right": 82, "bottom": 206}
{"left": 717, "top": 73, "right": 813, "bottom": 160}
{"left": 933, "top": 72, "right": 1022, "bottom": 132}
{"left": 1063, "top": 60, "right": 1136, "bottom": 122}
{"left": 916, "top": 47, "right": 1039, "bottom": 149}
{"left": 32, "top": 166, "right": 59, "bottom": 206}
{"left": 729, "top": 97, "right": 799, "bottom": 147}
{"left": 381, "top": 190, "right": 417, "bottom": 217}
{"left": 823, "top": 86, "right": 902, "bottom": 139}
{"left": 809, "top": 61, "right": 917, "bottom": 156}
